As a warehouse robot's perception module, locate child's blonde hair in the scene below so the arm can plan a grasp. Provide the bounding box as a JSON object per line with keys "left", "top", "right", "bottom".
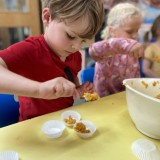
{"left": 101, "top": 2, "right": 142, "bottom": 40}
{"left": 42, "top": 0, "right": 105, "bottom": 39}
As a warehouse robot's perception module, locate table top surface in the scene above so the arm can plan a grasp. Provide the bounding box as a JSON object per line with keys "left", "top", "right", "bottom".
{"left": 0, "top": 92, "right": 159, "bottom": 160}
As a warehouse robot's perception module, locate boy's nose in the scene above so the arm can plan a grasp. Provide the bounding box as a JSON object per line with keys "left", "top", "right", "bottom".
{"left": 71, "top": 42, "right": 83, "bottom": 51}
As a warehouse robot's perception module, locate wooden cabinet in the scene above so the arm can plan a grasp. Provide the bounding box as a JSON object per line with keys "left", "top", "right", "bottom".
{"left": 0, "top": 0, "right": 42, "bottom": 49}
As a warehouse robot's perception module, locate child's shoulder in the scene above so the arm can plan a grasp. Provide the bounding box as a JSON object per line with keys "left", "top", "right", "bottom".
{"left": 91, "top": 38, "right": 136, "bottom": 48}
{"left": 24, "top": 34, "right": 46, "bottom": 47}
{"left": 146, "top": 42, "right": 159, "bottom": 48}
{"left": 25, "top": 34, "right": 44, "bottom": 42}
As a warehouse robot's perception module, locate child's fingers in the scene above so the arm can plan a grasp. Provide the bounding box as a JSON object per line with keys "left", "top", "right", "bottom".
{"left": 83, "top": 82, "right": 94, "bottom": 93}
{"left": 129, "top": 43, "right": 144, "bottom": 58}
{"left": 73, "top": 89, "right": 81, "bottom": 99}
{"left": 139, "top": 47, "right": 144, "bottom": 58}
{"left": 83, "top": 81, "right": 90, "bottom": 86}
{"left": 87, "top": 84, "right": 94, "bottom": 92}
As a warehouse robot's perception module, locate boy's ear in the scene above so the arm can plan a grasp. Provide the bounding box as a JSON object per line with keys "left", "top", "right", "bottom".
{"left": 42, "top": 8, "right": 51, "bottom": 26}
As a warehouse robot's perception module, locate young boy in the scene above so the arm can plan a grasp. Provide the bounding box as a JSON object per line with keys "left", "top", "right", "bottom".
{"left": 0, "top": 0, "right": 104, "bottom": 121}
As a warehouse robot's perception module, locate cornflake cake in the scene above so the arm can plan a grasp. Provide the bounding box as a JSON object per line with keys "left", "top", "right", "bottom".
{"left": 83, "top": 92, "right": 100, "bottom": 101}
{"left": 64, "top": 115, "right": 76, "bottom": 125}
{"left": 74, "top": 122, "right": 90, "bottom": 133}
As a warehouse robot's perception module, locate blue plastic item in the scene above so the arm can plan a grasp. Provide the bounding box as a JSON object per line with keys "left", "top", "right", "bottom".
{"left": 139, "top": 59, "right": 145, "bottom": 78}
{"left": 80, "top": 67, "right": 95, "bottom": 84}
{"left": 0, "top": 94, "right": 19, "bottom": 127}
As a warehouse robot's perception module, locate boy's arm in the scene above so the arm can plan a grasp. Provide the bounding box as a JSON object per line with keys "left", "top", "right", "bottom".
{"left": 0, "top": 58, "right": 40, "bottom": 97}
{"left": 0, "top": 58, "right": 77, "bottom": 99}
{"left": 89, "top": 38, "right": 138, "bottom": 62}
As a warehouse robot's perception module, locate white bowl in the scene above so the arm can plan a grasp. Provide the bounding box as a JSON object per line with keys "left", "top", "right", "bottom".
{"left": 61, "top": 110, "right": 81, "bottom": 127}
{"left": 123, "top": 78, "right": 160, "bottom": 139}
{"left": 41, "top": 120, "right": 65, "bottom": 139}
{"left": 73, "top": 120, "right": 96, "bottom": 138}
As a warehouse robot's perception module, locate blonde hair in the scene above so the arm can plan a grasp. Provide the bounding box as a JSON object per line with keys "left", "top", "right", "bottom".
{"left": 42, "top": 0, "right": 105, "bottom": 39}
{"left": 101, "top": 2, "right": 142, "bottom": 39}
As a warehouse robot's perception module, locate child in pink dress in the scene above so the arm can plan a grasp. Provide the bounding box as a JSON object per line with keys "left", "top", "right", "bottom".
{"left": 89, "top": 3, "right": 144, "bottom": 97}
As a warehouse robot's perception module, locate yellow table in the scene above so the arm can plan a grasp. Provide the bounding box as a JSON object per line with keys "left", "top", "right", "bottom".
{"left": 0, "top": 92, "right": 159, "bottom": 160}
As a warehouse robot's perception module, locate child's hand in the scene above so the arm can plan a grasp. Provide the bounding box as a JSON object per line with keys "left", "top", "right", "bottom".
{"left": 38, "top": 77, "right": 76, "bottom": 99}
{"left": 129, "top": 42, "right": 144, "bottom": 58}
{"left": 74, "top": 81, "right": 94, "bottom": 99}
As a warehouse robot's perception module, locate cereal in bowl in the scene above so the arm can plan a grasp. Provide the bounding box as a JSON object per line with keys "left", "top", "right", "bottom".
{"left": 74, "top": 122, "right": 90, "bottom": 133}
{"left": 64, "top": 115, "right": 76, "bottom": 125}
{"left": 61, "top": 110, "right": 81, "bottom": 127}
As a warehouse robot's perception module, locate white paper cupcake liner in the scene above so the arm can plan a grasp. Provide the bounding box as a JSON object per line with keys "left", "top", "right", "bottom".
{"left": 0, "top": 151, "right": 19, "bottom": 160}
{"left": 131, "top": 138, "right": 160, "bottom": 160}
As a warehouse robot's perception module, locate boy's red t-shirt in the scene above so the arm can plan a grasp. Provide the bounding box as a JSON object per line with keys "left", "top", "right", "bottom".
{"left": 0, "top": 35, "right": 82, "bottom": 121}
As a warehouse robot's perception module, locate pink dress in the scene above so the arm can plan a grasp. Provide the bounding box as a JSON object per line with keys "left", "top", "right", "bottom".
{"left": 89, "top": 38, "right": 141, "bottom": 97}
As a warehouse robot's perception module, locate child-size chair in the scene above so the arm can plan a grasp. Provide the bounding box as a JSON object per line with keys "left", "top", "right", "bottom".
{"left": 0, "top": 94, "right": 19, "bottom": 127}
{"left": 80, "top": 67, "right": 95, "bottom": 84}
{"left": 139, "top": 58, "right": 145, "bottom": 78}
